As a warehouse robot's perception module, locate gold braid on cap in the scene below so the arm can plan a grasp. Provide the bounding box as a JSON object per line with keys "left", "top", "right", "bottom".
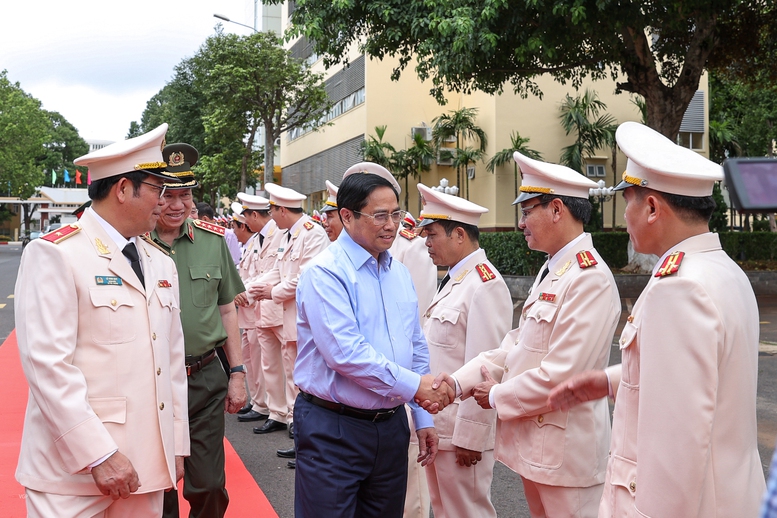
{"left": 167, "top": 170, "right": 194, "bottom": 178}
{"left": 135, "top": 162, "right": 168, "bottom": 170}
{"left": 419, "top": 213, "right": 451, "bottom": 220}
{"left": 621, "top": 171, "right": 648, "bottom": 187}
{"left": 325, "top": 200, "right": 337, "bottom": 207}
{"left": 519, "top": 185, "right": 554, "bottom": 194}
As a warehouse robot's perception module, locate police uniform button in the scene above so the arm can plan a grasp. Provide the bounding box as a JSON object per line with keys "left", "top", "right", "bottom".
{"left": 111, "top": 299, "right": 117, "bottom": 306}
{"left": 627, "top": 315, "right": 634, "bottom": 323}
{"left": 629, "top": 481, "right": 636, "bottom": 492}
{"left": 152, "top": 333, "right": 157, "bottom": 340}
{"left": 171, "top": 250, "right": 176, "bottom": 254}
{"left": 157, "top": 368, "right": 162, "bottom": 375}
{"left": 504, "top": 366, "right": 509, "bottom": 373}
{"left": 206, "top": 273, "right": 210, "bottom": 278}
{"left": 620, "top": 338, "right": 625, "bottom": 345}
{"left": 537, "top": 415, "right": 544, "bottom": 423}
{"left": 159, "top": 402, "right": 165, "bottom": 410}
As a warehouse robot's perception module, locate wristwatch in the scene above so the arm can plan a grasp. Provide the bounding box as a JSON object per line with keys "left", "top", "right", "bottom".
{"left": 229, "top": 365, "right": 246, "bottom": 375}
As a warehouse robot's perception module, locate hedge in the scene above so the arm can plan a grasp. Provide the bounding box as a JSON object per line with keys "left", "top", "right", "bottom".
{"left": 481, "top": 230, "right": 777, "bottom": 276}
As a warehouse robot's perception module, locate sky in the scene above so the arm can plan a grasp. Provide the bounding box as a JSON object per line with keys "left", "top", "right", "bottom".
{"left": 0, "top": 0, "right": 261, "bottom": 144}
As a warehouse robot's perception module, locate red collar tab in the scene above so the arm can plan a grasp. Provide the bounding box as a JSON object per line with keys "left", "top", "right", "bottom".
{"left": 576, "top": 250, "right": 598, "bottom": 269}
{"left": 655, "top": 251, "right": 685, "bottom": 277}
{"left": 399, "top": 229, "right": 416, "bottom": 240}
{"left": 476, "top": 263, "right": 496, "bottom": 282}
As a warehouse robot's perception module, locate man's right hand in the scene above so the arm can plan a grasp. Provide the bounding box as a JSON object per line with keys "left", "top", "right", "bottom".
{"left": 91, "top": 451, "right": 140, "bottom": 500}
{"left": 414, "top": 374, "right": 454, "bottom": 413}
{"left": 547, "top": 370, "right": 609, "bottom": 411}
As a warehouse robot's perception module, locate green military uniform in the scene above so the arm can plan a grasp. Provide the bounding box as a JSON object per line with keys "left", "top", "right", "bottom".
{"left": 153, "top": 218, "right": 244, "bottom": 518}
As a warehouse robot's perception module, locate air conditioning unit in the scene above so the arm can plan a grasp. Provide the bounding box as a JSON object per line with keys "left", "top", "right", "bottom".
{"left": 467, "top": 166, "right": 476, "bottom": 180}
{"left": 437, "top": 148, "right": 457, "bottom": 166}
{"left": 411, "top": 126, "right": 432, "bottom": 141}
{"left": 444, "top": 135, "right": 457, "bottom": 143}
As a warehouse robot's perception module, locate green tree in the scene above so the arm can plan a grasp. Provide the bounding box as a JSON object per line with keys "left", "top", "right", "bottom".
{"left": 391, "top": 132, "right": 434, "bottom": 210}
{"left": 360, "top": 125, "right": 395, "bottom": 169}
{"left": 0, "top": 70, "right": 50, "bottom": 230}
{"left": 40, "top": 110, "right": 89, "bottom": 188}
{"left": 281, "top": 0, "right": 777, "bottom": 138}
{"left": 486, "top": 131, "right": 543, "bottom": 230}
{"left": 709, "top": 183, "right": 729, "bottom": 233}
{"left": 431, "top": 107, "right": 487, "bottom": 199}
{"left": 708, "top": 120, "right": 741, "bottom": 164}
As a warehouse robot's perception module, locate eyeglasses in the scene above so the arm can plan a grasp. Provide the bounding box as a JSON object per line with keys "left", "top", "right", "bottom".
{"left": 520, "top": 201, "right": 549, "bottom": 219}
{"left": 354, "top": 210, "right": 407, "bottom": 226}
{"left": 140, "top": 181, "right": 167, "bottom": 199}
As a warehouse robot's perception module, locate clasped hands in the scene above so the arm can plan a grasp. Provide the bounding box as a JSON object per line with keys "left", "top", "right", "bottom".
{"left": 416, "top": 367, "right": 500, "bottom": 414}
{"left": 248, "top": 283, "right": 273, "bottom": 302}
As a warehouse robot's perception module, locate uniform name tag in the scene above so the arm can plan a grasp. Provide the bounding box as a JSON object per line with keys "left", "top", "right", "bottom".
{"left": 95, "top": 276, "right": 122, "bottom": 286}
{"left": 278, "top": 247, "right": 285, "bottom": 253}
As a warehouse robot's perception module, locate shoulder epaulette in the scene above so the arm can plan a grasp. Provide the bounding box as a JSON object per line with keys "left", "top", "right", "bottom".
{"left": 140, "top": 234, "right": 170, "bottom": 256}
{"left": 655, "top": 251, "right": 684, "bottom": 277}
{"left": 399, "top": 229, "right": 416, "bottom": 240}
{"left": 576, "top": 250, "right": 598, "bottom": 269}
{"left": 41, "top": 223, "right": 81, "bottom": 244}
{"left": 303, "top": 221, "right": 314, "bottom": 231}
{"left": 475, "top": 263, "right": 496, "bottom": 282}
{"left": 193, "top": 219, "right": 226, "bottom": 236}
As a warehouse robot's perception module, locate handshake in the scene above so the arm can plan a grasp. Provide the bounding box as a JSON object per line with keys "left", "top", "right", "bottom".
{"left": 414, "top": 373, "right": 456, "bottom": 414}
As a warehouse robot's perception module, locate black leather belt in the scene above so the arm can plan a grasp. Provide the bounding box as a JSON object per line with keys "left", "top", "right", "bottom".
{"left": 185, "top": 349, "right": 217, "bottom": 376}
{"left": 300, "top": 391, "right": 401, "bottom": 423}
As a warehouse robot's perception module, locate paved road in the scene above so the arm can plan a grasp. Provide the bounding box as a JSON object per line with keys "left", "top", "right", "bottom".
{"left": 1, "top": 244, "right": 775, "bottom": 517}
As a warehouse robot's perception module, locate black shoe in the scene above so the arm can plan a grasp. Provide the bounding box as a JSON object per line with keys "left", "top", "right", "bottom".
{"left": 276, "top": 447, "right": 296, "bottom": 459}
{"left": 236, "top": 405, "right": 253, "bottom": 415}
{"left": 238, "top": 410, "right": 270, "bottom": 422}
{"left": 288, "top": 422, "right": 294, "bottom": 439}
{"left": 254, "top": 419, "right": 288, "bottom": 434}
{"left": 287, "top": 460, "right": 296, "bottom": 469}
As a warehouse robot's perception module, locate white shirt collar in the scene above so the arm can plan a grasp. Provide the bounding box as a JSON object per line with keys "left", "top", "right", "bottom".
{"left": 88, "top": 207, "right": 136, "bottom": 251}
{"left": 448, "top": 248, "right": 482, "bottom": 280}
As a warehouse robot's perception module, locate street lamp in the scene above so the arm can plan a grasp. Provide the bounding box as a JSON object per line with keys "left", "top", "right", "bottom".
{"left": 213, "top": 13, "right": 258, "bottom": 33}
{"left": 432, "top": 178, "right": 459, "bottom": 196}
{"left": 589, "top": 179, "right": 614, "bottom": 230}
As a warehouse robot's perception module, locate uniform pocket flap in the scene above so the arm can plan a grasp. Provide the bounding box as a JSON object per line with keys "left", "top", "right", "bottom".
{"left": 189, "top": 265, "right": 222, "bottom": 281}
{"left": 155, "top": 288, "right": 178, "bottom": 309}
{"left": 525, "top": 302, "right": 559, "bottom": 324}
{"left": 430, "top": 306, "right": 461, "bottom": 325}
{"left": 88, "top": 287, "right": 134, "bottom": 312}
{"left": 535, "top": 409, "right": 568, "bottom": 429}
{"left": 609, "top": 454, "right": 638, "bottom": 492}
{"left": 89, "top": 397, "right": 127, "bottom": 424}
{"left": 619, "top": 321, "right": 638, "bottom": 350}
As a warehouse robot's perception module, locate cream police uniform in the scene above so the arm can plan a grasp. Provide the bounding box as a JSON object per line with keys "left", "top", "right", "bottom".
{"left": 417, "top": 184, "right": 513, "bottom": 518}
{"left": 15, "top": 124, "right": 189, "bottom": 517}
{"left": 260, "top": 184, "right": 328, "bottom": 428}
{"left": 236, "top": 193, "right": 271, "bottom": 418}
{"left": 453, "top": 153, "right": 619, "bottom": 518}
{"left": 601, "top": 122, "right": 764, "bottom": 517}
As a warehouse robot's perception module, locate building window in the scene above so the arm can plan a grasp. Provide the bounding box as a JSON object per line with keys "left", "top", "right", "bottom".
{"left": 677, "top": 132, "right": 704, "bottom": 150}
{"left": 586, "top": 164, "right": 606, "bottom": 177}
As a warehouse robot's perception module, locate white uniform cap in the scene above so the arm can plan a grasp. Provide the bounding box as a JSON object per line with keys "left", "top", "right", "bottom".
{"left": 74, "top": 124, "right": 174, "bottom": 181}
{"left": 417, "top": 183, "right": 488, "bottom": 227}
{"left": 264, "top": 183, "right": 306, "bottom": 208}
{"left": 343, "top": 162, "right": 402, "bottom": 195}
{"left": 321, "top": 180, "right": 339, "bottom": 212}
{"left": 230, "top": 202, "right": 246, "bottom": 224}
{"left": 513, "top": 151, "right": 598, "bottom": 204}
{"left": 237, "top": 192, "right": 270, "bottom": 211}
{"left": 614, "top": 121, "right": 723, "bottom": 197}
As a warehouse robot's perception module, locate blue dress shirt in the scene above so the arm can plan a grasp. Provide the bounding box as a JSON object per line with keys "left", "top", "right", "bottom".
{"left": 295, "top": 230, "right": 434, "bottom": 430}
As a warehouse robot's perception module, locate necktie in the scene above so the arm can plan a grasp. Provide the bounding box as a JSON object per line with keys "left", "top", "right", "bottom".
{"left": 259, "top": 234, "right": 265, "bottom": 247}
{"left": 122, "top": 242, "right": 145, "bottom": 287}
{"left": 438, "top": 273, "right": 450, "bottom": 293}
{"left": 539, "top": 267, "right": 550, "bottom": 284}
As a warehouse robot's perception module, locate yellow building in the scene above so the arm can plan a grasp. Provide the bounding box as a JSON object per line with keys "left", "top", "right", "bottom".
{"left": 278, "top": 5, "right": 709, "bottom": 231}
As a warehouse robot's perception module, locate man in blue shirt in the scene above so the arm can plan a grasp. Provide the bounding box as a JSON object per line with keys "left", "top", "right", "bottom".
{"left": 294, "top": 163, "right": 454, "bottom": 517}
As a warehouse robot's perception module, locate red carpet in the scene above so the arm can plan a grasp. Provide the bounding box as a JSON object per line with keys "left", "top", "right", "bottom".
{"left": 0, "top": 331, "right": 277, "bottom": 518}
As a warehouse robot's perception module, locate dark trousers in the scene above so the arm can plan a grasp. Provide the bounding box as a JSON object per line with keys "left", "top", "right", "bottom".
{"left": 293, "top": 394, "right": 410, "bottom": 518}
{"left": 163, "top": 358, "right": 229, "bottom": 518}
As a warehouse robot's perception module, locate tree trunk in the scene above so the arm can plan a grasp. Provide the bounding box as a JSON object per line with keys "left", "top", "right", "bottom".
{"left": 241, "top": 122, "right": 260, "bottom": 193}
{"left": 264, "top": 120, "right": 276, "bottom": 189}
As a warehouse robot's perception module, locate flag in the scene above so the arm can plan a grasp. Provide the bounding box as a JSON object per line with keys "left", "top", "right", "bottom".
{"left": 51, "top": 170, "right": 56, "bottom": 185}
{"left": 75, "top": 170, "right": 82, "bottom": 185}
{"left": 87, "top": 170, "right": 91, "bottom": 185}
{"left": 64, "top": 169, "right": 70, "bottom": 183}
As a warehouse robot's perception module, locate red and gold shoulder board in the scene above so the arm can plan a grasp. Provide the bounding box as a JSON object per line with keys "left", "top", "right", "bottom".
{"left": 476, "top": 263, "right": 496, "bottom": 282}
{"left": 399, "top": 229, "right": 416, "bottom": 240}
{"left": 655, "top": 251, "right": 684, "bottom": 277}
{"left": 576, "top": 250, "right": 598, "bottom": 269}
{"left": 41, "top": 223, "right": 81, "bottom": 244}
{"left": 193, "top": 219, "right": 226, "bottom": 236}
{"left": 304, "top": 221, "right": 314, "bottom": 230}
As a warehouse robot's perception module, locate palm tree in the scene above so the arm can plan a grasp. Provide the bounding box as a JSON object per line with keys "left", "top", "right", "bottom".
{"left": 709, "top": 120, "right": 741, "bottom": 163}
{"left": 432, "top": 107, "right": 487, "bottom": 199}
{"left": 558, "top": 90, "right": 617, "bottom": 175}
{"left": 361, "top": 125, "right": 395, "bottom": 168}
{"left": 397, "top": 132, "right": 435, "bottom": 210}
{"left": 487, "top": 131, "right": 543, "bottom": 229}
{"left": 452, "top": 147, "right": 484, "bottom": 200}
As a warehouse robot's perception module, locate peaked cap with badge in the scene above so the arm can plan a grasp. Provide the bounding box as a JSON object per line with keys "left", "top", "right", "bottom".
{"left": 613, "top": 121, "right": 723, "bottom": 197}
{"left": 73, "top": 123, "right": 178, "bottom": 182}
{"left": 238, "top": 192, "right": 271, "bottom": 211}
{"left": 231, "top": 201, "right": 246, "bottom": 224}
{"left": 343, "top": 162, "right": 402, "bottom": 195}
{"left": 320, "top": 180, "right": 339, "bottom": 213}
{"left": 163, "top": 143, "right": 199, "bottom": 189}
{"left": 264, "top": 183, "right": 306, "bottom": 208}
{"left": 417, "top": 183, "right": 488, "bottom": 228}
{"left": 513, "top": 151, "right": 598, "bottom": 204}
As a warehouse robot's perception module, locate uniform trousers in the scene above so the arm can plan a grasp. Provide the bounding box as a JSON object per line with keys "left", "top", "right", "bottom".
{"left": 258, "top": 325, "right": 289, "bottom": 423}
{"left": 403, "top": 406, "right": 431, "bottom": 518}
{"left": 281, "top": 340, "right": 299, "bottom": 422}
{"left": 241, "top": 327, "right": 268, "bottom": 414}
{"left": 294, "top": 394, "right": 410, "bottom": 518}
{"left": 27, "top": 488, "right": 163, "bottom": 518}
{"left": 162, "top": 358, "right": 229, "bottom": 518}
{"left": 426, "top": 449, "right": 496, "bottom": 518}
{"left": 522, "top": 477, "right": 603, "bottom": 518}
